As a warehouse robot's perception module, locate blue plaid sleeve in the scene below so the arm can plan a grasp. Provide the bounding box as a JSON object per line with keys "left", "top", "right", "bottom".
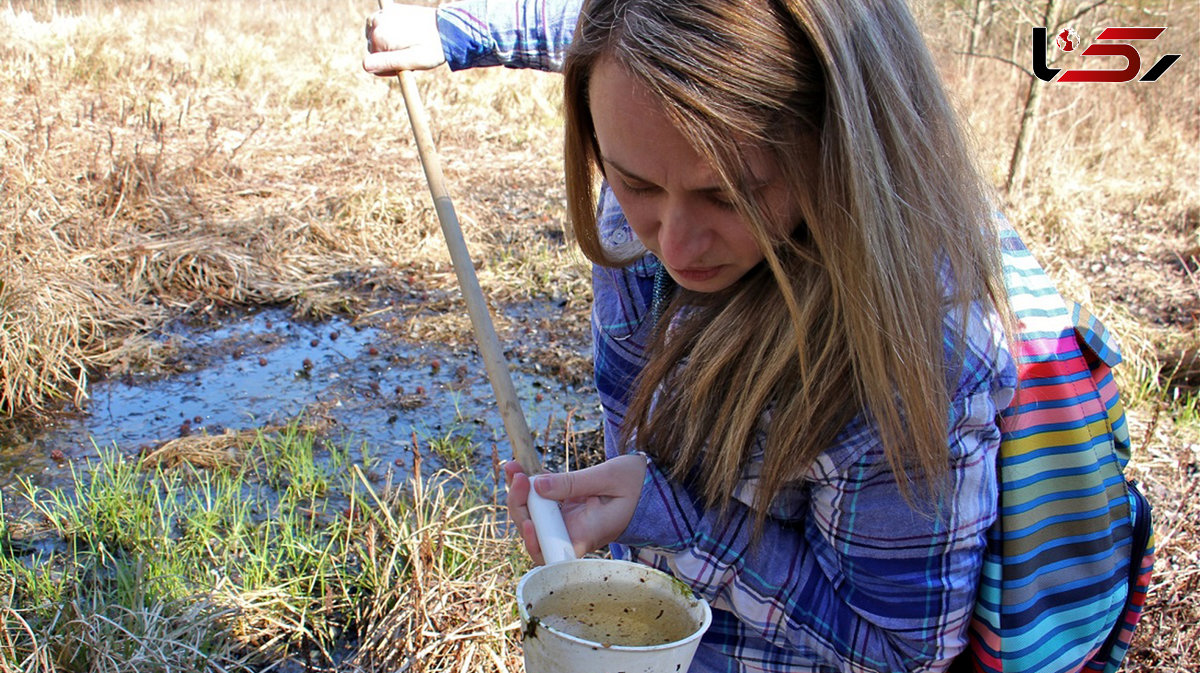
{"left": 617, "top": 308, "right": 1016, "bottom": 673}
{"left": 437, "top": 0, "right": 580, "bottom": 71}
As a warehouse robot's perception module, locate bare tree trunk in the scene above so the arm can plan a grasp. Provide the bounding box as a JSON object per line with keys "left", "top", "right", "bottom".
{"left": 1005, "top": 0, "right": 1063, "bottom": 195}
{"left": 968, "top": 0, "right": 989, "bottom": 58}
{"left": 1005, "top": 70, "right": 1045, "bottom": 195}
{"left": 963, "top": 0, "right": 991, "bottom": 74}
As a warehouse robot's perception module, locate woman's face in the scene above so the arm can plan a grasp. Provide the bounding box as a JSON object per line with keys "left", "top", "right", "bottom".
{"left": 588, "top": 57, "right": 802, "bottom": 293}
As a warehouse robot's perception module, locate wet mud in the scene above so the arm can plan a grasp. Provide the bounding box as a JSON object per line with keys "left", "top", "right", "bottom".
{"left": 0, "top": 300, "right": 603, "bottom": 492}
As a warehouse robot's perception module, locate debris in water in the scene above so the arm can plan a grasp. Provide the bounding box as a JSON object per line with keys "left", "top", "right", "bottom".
{"left": 6, "top": 306, "right": 601, "bottom": 491}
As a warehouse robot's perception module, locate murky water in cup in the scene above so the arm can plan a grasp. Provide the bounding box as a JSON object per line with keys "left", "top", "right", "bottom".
{"left": 517, "top": 558, "right": 711, "bottom": 673}
{"left": 533, "top": 581, "right": 698, "bottom": 647}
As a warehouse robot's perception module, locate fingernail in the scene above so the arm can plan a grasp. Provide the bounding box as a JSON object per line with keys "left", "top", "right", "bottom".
{"left": 532, "top": 474, "right": 557, "bottom": 493}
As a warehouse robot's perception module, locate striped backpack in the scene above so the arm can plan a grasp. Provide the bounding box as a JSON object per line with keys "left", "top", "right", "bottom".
{"left": 960, "top": 227, "right": 1156, "bottom": 672}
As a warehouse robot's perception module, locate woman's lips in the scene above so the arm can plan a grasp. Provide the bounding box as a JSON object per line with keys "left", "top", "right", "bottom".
{"left": 672, "top": 266, "right": 722, "bottom": 283}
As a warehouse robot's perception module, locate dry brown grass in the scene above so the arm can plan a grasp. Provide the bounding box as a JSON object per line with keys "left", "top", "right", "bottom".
{"left": 344, "top": 457, "right": 525, "bottom": 673}
{"left": 0, "top": 0, "right": 586, "bottom": 418}
{"left": 2, "top": 0, "right": 1198, "bottom": 670}
{"left": 1121, "top": 408, "right": 1200, "bottom": 672}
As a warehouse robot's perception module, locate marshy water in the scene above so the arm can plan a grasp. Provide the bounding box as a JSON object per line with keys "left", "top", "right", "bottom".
{"left": 0, "top": 302, "right": 602, "bottom": 492}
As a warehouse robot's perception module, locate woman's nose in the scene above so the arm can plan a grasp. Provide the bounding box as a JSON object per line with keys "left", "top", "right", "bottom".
{"left": 656, "top": 199, "right": 709, "bottom": 267}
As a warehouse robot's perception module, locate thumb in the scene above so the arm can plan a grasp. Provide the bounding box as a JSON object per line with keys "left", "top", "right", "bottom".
{"left": 362, "top": 47, "right": 444, "bottom": 74}
{"left": 531, "top": 471, "right": 587, "bottom": 502}
{"left": 362, "top": 50, "right": 413, "bottom": 75}
{"left": 534, "top": 456, "right": 649, "bottom": 501}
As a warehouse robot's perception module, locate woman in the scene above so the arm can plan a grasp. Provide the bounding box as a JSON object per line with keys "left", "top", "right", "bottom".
{"left": 366, "top": 1, "right": 1017, "bottom": 670}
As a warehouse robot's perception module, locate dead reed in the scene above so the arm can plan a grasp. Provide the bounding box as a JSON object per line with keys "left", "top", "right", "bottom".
{"left": 345, "top": 450, "right": 525, "bottom": 672}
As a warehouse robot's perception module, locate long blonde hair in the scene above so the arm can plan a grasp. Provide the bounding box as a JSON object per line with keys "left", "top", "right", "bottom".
{"left": 564, "top": 0, "right": 1007, "bottom": 524}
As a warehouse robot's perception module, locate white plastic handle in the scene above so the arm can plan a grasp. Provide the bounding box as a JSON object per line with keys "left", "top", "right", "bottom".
{"left": 527, "top": 477, "right": 577, "bottom": 564}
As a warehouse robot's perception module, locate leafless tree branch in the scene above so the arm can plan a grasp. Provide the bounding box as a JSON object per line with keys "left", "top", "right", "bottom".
{"left": 957, "top": 50, "right": 1036, "bottom": 79}
{"left": 1058, "top": 0, "right": 1110, "bottom": 29}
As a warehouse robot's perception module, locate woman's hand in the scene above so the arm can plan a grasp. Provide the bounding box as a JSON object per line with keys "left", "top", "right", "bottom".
{"left": 363, "top": 4, "right": 445, "bottom": 76}
{"left": 505, "top": 455, "right": 648, "bottom": 565}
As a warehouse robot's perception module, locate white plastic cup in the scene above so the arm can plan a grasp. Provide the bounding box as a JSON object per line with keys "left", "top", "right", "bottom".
{"left": 516, "top": 558, "right": 712, "bottom": 673}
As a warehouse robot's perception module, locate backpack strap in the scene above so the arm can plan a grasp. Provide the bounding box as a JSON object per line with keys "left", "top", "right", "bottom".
{"left": 1070, "top": 302, "right": 1132, "bottom": 471}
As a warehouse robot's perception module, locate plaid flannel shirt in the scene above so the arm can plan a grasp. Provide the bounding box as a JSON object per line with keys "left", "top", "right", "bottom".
{"left": 438, "top": 3, "right": 1017, "bottom": 670}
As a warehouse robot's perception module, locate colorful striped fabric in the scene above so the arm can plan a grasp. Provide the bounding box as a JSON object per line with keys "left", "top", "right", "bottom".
{"left": 962, "top": 227, "right": 1155, "bottom": 673}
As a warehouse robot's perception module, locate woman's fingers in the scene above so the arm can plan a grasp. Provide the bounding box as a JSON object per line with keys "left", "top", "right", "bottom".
{"left": 506, "top": 456, "right": 648, "bottom": 563}
{"left": 362, "top": 5, "right": 445, "bottom": 75}
{"left": 506, "top": 469, "right": 547, "bottom": 565}
{"left": 521, "top": 519, "right": 545, "bottom": 566}
{"left": 507, "top": 470, "right": 531, "bottom": 527}
{"left": 532, "top": 454, "right": 647, "bottom": 502}
{"left": 537, "top": 456, "right": 649, "bottom": 554}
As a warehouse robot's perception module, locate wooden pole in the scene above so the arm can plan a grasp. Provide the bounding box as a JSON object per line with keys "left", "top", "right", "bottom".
{"left": 395, "top": 70, "right": 576, "bottom": 562}
{"left": 395, "top": 70, "right": 543, "bottom": 477}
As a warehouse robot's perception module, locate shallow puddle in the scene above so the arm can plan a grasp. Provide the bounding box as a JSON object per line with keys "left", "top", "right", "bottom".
{"left": 0, "top": 304, "right": 601, "bottom": 491}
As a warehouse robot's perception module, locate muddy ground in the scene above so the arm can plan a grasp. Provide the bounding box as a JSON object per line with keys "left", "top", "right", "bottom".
{"left": 0, "top": 279, "right": 604, "bottom": 491}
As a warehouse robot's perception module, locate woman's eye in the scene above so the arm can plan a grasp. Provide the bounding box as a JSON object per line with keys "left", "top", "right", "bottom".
{"left": 709, "top": 194, "right": 737, "bottom": 211}
{"left": 621, "top": 180, "right": 655, "bottom": 194}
